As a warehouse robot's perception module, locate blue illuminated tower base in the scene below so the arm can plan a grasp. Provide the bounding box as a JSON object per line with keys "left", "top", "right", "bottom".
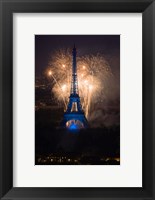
{"left": 61, "top": 112, "right": 88, "bottom": 130}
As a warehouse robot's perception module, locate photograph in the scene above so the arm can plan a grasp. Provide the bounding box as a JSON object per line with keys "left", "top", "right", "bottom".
{"left": 35, "top": 35, "right": 120, "bottom": 165}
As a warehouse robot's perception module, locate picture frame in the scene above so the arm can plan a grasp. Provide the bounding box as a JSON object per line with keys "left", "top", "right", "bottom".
{"left": 0, "top": 0, "right": 154, "bottom": 199}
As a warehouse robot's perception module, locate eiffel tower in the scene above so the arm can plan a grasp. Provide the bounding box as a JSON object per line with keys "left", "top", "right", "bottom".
{"left": 61, "top": 45, "right": 88, "bottom": 130}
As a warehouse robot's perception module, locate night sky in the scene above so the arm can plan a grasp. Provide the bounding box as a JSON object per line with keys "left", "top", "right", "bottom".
{"left": 35, "top": 35, "right": 120, "bottom": 76}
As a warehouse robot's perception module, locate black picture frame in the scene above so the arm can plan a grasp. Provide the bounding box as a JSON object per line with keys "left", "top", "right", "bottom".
{"left": 0, "top": 0, "right": 155, "bottom": 199}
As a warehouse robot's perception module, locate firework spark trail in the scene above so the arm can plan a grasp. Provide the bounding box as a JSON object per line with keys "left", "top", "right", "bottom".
{"left": 47, "top": 70, "right": 67, "bottom": 110}
{"left": 46, "top": 48, "right": 113, "bottom": 119}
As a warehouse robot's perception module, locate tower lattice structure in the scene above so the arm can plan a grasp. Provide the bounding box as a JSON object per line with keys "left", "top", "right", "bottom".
{"left": 61, "top": 45, "right": 88, "bottom": 129}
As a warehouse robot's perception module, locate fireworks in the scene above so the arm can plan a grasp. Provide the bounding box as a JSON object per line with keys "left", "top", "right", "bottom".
{"left": 46, "top": 48, "right": 113, "bottom": 118}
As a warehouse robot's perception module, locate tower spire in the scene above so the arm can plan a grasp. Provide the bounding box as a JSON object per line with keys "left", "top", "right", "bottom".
{"left": 71, "top": 44, "right": 78, "bottom": 95}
